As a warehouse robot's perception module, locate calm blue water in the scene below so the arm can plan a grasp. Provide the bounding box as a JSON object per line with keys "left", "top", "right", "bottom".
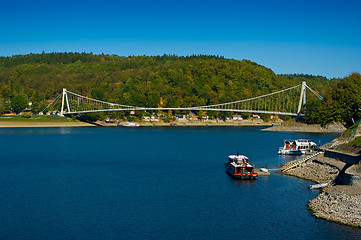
{"left": 1, "top": 126, "right": 361, "bottom": 240}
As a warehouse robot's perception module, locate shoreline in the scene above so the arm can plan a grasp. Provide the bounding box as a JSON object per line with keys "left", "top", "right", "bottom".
{"left": 262, "top": 122, "right": 346, "bottom": 133}
{"left": 0, "top": 121, "right": 94, "bottom": 128}
{"left": 280, "top": 151, "right": 361, "bottom": 228}
{"left": 0, "top": 119, "right": 347, "bottom": 133}
{"left": 97, "top": 119, "right": 273, "bottom": 127}
{"left": 0, "top": 115, "right": 346, "bottom": 132}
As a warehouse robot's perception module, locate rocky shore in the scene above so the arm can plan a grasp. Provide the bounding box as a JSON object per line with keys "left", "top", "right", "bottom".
{"left": 280, "top": 150, "right": 361, "bottom": 227}
{"left": 263, "top": 122, "right": 346, "bottom": 133}
{"left": 99, "top": 119, "right": 348, "bottom": 133}
{"left": 97, "top": 118, "right": 273, "bottom": 127}
{"left": 280, "top": 154, "right": 346, "bottom": 183}
{"left": 308, "top": 185, "right": 361, "bottom": 227}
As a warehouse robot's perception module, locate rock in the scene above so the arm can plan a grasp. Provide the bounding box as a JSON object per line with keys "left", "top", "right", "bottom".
{"left": 281, "top": 153, "right": 361, "bottom": 227}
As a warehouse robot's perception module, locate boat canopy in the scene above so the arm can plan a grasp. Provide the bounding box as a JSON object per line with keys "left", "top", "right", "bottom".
{"left": 228, "top": 155, "right": 248, "bottom": 161}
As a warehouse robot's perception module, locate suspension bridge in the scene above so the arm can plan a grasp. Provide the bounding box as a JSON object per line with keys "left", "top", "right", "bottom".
{"left": 43, "top": 81, "right": 323, "bottom": 117}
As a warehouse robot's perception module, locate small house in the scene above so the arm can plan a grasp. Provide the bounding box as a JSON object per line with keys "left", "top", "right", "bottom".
{"left": 232, "top": 115, "right": 243, "bottom": 121}
{"left": 202, "top": 113, "right": 209, "bottom": 120}
{"left": 188, "top": 114, "right": 198, "bottom": 121}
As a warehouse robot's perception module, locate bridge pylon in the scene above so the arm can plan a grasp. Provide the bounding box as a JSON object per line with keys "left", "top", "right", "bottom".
{"left": 60, "top": 88, "right": 70, "bottom": 116}
{"left": 297, "top": 81, "right": 307, "bottom": 116}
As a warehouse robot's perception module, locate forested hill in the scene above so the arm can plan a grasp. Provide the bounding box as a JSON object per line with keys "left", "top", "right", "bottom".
{"left": 0, "top": 53, "right": 331, "bottom": 111}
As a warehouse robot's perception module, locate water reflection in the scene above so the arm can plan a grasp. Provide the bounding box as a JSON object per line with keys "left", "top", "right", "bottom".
{"left": 232, "top": 179, "right": 258, "bottom": 186}
{"left": 0, "top": 127, "right": 94, "bottom": 135}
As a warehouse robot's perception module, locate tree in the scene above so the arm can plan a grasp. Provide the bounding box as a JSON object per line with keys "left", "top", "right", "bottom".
{"left": 31, "top": 100, "right": 48, "bottom": 114}
{"left": 319, "top": 73, "right": 361, "bottom": 127}
{"left": 11, "top": 93, "right": 29, "bottom": 114}
{"left": 77, "top": 113, "right": 100, "bottom": 122}
{"left": 91, "top": 87, "right": 105, "bottom": 101}
{"left": 304, "top": 98, "right": 322, "bottom": 124}
{"left": 0, "top": 98, "right": 9, "bottom": 114}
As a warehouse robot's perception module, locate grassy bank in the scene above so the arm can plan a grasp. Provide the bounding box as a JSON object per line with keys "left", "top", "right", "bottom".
{"left": 0, "top": 115, "right": 77, "bottom": 122}
{"left": 0, "top": 115, "right": 94, "bottom": 127}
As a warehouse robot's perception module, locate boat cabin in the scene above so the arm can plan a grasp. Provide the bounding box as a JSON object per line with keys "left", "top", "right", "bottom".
{"left": 226, "top": 155, "right": 258, "bottom": 179}
{"left": 278, "top": 139, "right": 319, "bottom": 155}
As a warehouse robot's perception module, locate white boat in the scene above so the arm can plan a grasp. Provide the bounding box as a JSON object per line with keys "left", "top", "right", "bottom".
{"left": 225, "top": 154, "right": 258, "bottom": 180}
{"left": 117, "top": 122, "right": 139, "bottom": 127}
{"left": 278, "top": 139, "right": 319, "bottom": 155}
{"left": 308, "top": 182, "right": 328, "bottom": 189}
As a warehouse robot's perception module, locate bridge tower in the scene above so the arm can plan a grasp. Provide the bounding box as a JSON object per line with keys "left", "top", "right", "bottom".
{"left": 297, "top": 81, "right": 307, "bottom": 116}
{"left": 60, "top": 88, "right": 70, "bottom": 116}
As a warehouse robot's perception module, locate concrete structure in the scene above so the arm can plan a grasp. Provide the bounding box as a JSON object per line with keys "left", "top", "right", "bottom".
{"left": 343, "top": 165, "right": 361, "bottom": 186}
{"left": 324, "top": 149, "right": 361, "bottom": 165}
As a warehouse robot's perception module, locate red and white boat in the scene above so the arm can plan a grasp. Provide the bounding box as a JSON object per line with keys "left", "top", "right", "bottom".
{"left": 225, "top": 154, "right": 258, "bottom": 180}
{"left": 278, "top": 139, "right": 319, "bottom": 155}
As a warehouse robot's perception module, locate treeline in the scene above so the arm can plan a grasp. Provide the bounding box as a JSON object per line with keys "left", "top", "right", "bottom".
{"left": 1, "top": 52, "right": 357, "bottom": 126}
{"left": 0, "top": 52, "right": 225, "bottom": 67}
{"left": 278, "top": 73, "right": 336, "bottom": 91}
{"left": 0, "top": 52, "right": 313, "bottom": 112}
{"left": 304, "top": 73, "right": 361, "bottom": 127}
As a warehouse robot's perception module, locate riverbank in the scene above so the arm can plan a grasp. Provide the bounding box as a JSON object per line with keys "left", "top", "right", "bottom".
{"left": 0, "top": 115, "right": 347, "bottom": 133}
{"left": 0, "top": 121, "right": 94, "bottom": 127}
{"left": 0, "top": 115, "right": 94, "bottom": 127}
{"left": 97, "top": 118, "right": 273, "bottom": 127}
{"left": 280, "top": 150, "right": 361, "bottom": 227}
{"left": 98, "top": 119, "right": 347, "bottom": 133}
{"left": 263, "top": 122, "right": 346, "bottom": 133}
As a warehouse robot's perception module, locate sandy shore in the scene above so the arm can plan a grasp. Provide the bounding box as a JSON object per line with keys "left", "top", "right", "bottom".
{"left": 0, "top": 121, "right": 94, "bottom": 128}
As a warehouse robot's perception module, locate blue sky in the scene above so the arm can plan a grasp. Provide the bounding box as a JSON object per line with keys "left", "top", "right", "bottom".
{"left": 1, "top": 0, "right": 360, "bottom": 78}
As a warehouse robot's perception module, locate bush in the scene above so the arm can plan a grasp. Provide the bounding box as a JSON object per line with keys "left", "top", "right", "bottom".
{"left": 127, "top": 116, "right": 136, "bottom": 122}
{"left": 259, "top": 114, "right": 270, "bottom": 122}
{"left": 240, "top": 112, "right": 251, "bottom": 119}
{"left": 162, "top": 116, "right": 171, "bottom": 123}
{"left": 279, "top": 115, "right": 293, "bottom": 121}
{"left": 21, "top": 112, "right": 32, "bottom": 118}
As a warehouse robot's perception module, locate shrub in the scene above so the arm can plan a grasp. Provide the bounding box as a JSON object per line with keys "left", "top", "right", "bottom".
{"left": 21, "top": 112, "right": 32, "bottom": 118}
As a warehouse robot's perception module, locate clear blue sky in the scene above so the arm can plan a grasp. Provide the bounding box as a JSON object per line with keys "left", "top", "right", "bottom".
{"left": 1, "top": 0, "right": 360, "bottom": 78}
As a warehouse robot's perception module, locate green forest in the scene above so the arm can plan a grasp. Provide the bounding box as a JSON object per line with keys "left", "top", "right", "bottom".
{"left": 0, "top": 52, "right": 360, "bottom": 126}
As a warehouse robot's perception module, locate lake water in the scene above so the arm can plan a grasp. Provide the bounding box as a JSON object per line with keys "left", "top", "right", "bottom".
{"left": 1, "top": 126, "right": 361, "bottom": 240}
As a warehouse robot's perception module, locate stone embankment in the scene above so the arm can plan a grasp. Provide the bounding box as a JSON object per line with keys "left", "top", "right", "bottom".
{"left": 280, "top": 151, "right": 361, "bottom": 227}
